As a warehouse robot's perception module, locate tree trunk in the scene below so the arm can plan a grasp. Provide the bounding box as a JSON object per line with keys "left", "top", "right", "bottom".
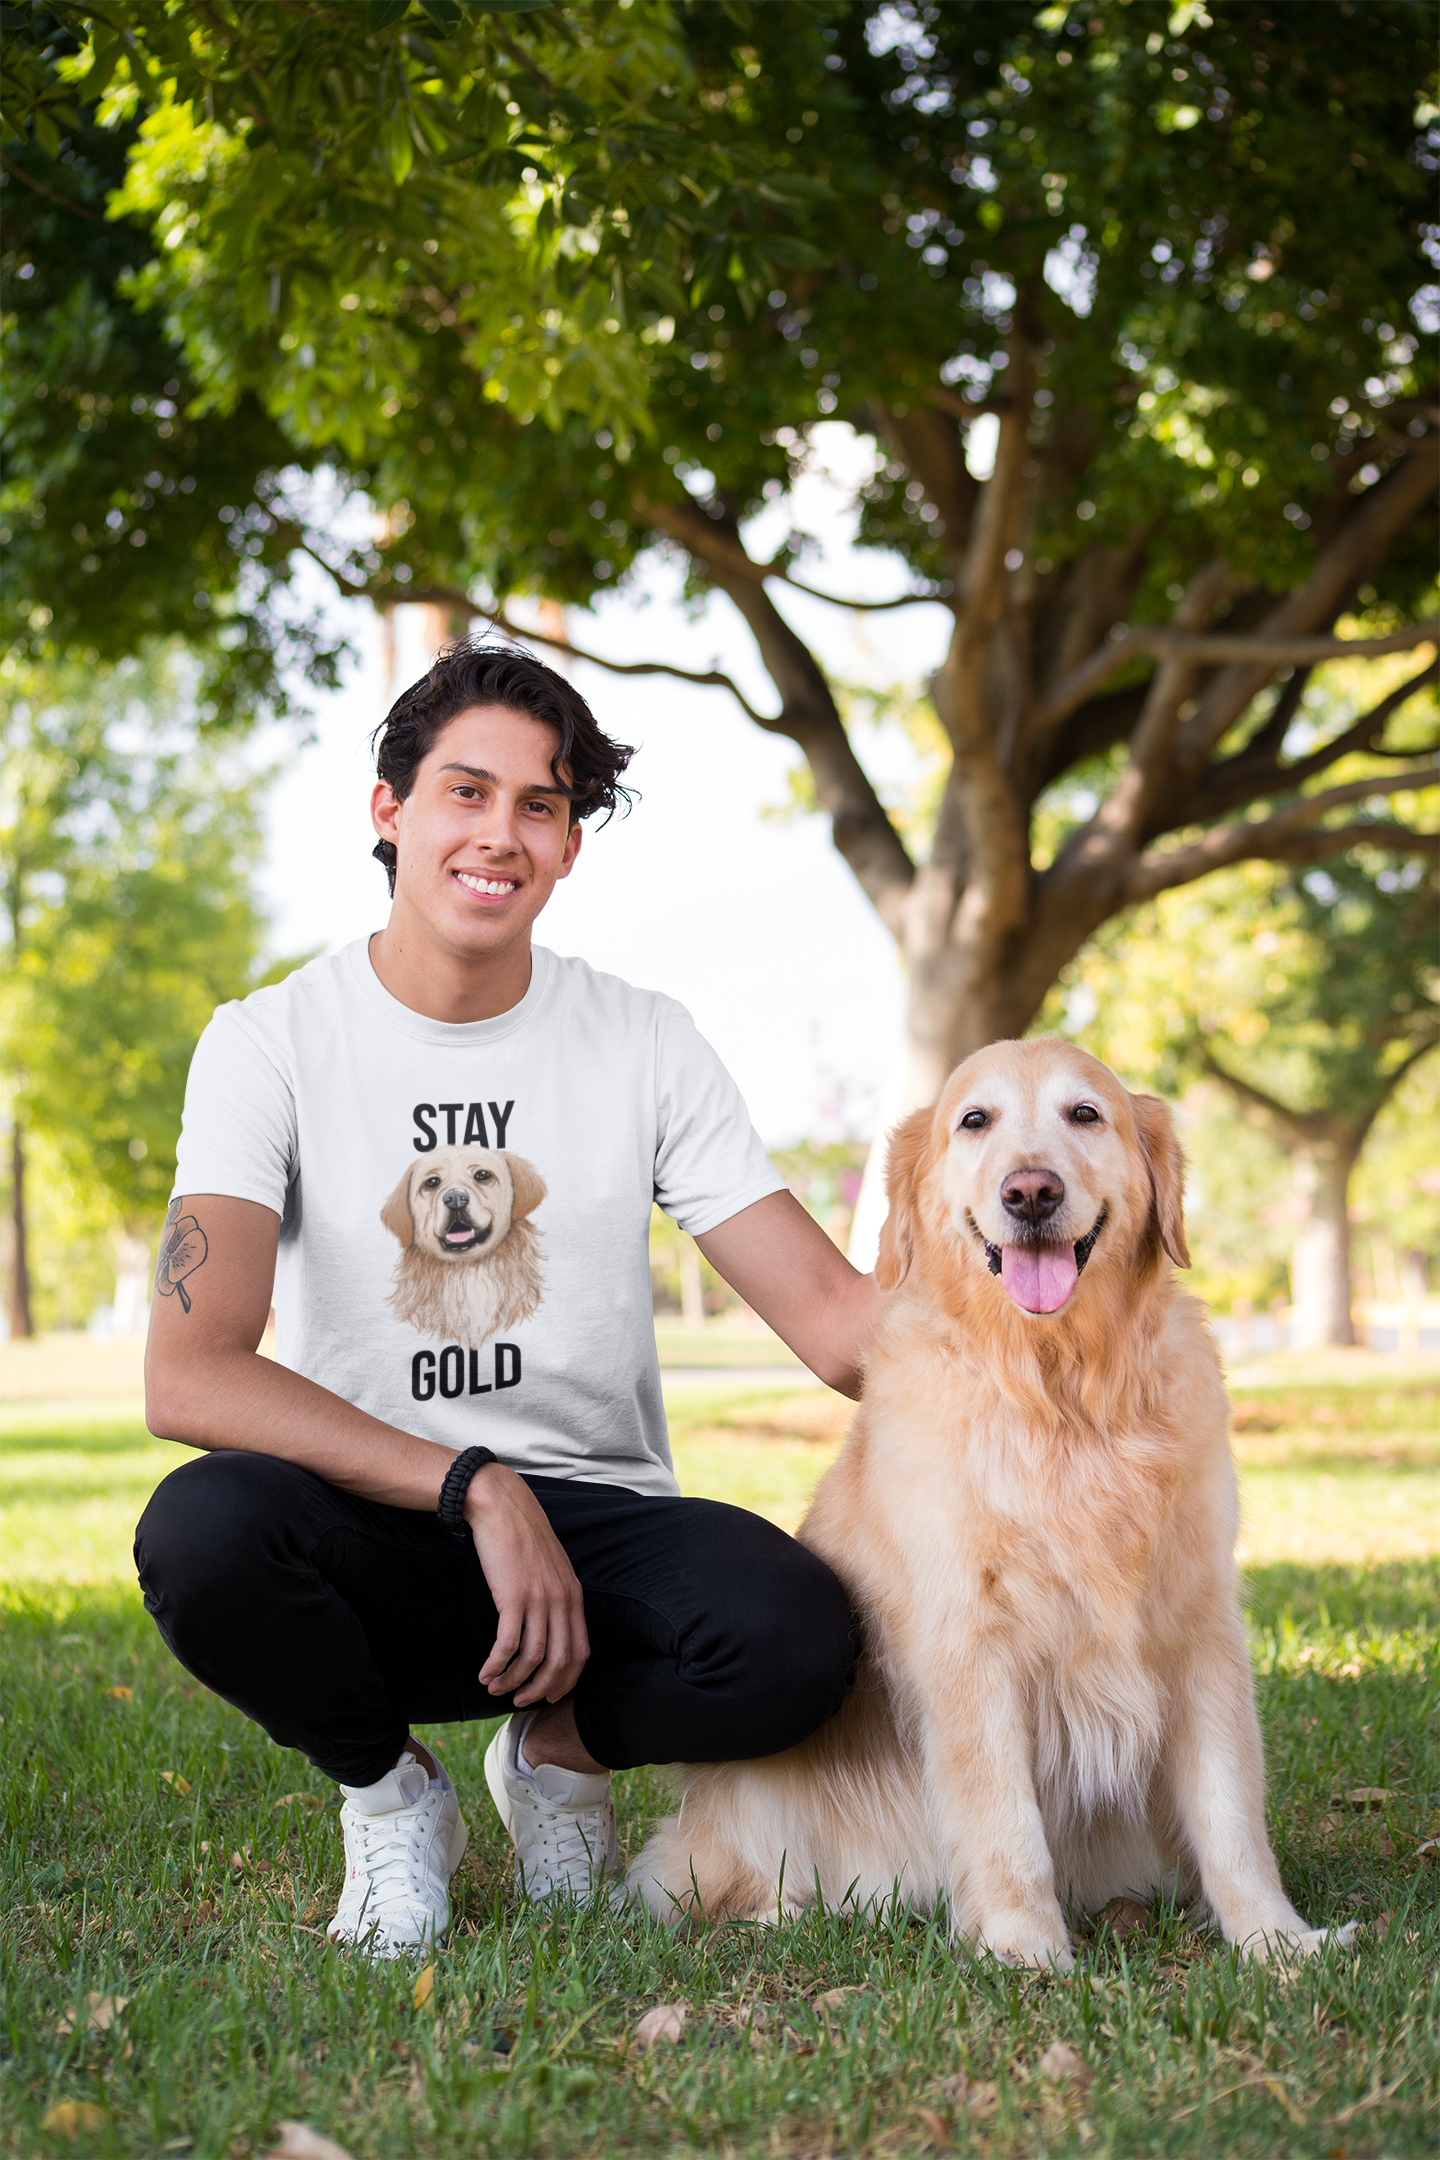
{"left": 112, "top": 1225, "right": 153, "bottom": 1338}
{"left": 1288, "top": 1132, "right": 1362, "bottom": 1351}
{"left": 9, "top": 1121, "right": 33, "bottom": 1340}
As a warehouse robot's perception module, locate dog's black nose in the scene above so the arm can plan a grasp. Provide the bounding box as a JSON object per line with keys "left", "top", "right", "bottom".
{"left": 1000, "top": 1167, "right": 1065, "bottom": 1225}
{"left": 441, "top": 1186, "right": 471, "bottom": 1213}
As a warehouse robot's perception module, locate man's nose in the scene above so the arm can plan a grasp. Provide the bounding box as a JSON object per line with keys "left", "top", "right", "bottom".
{"left": 441, "top": 1186, "right": 471, "bottom": 1212}
{"left": 1000, "top": 1167, "right": 1065, "bottom": 1225}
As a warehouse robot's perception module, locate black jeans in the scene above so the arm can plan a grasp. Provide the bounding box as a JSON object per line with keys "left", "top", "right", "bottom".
{"left": 134, "top": 1451, "right": 857, "bottom": 1787}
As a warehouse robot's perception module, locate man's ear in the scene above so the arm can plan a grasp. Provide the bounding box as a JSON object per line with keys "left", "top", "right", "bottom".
{"left": 875, "top": 1107, "right": 934, "bottom": 1292}
{"left": 380, "top": 1168, "right": 416, "bottom": 1250}
{"left": 505, "top": 1153, "right": 548, "bottom": 1221}
{"left": 1130, "top": 1092, "right": 1190, "bottom": 1268}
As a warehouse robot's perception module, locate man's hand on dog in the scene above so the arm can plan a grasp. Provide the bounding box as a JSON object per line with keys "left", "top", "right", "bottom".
{"left": 464, "top": 1465, "right": 590, "bottom": 1705}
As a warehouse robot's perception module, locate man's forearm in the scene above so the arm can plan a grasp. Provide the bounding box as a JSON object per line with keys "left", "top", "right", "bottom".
{"left": 696, "top": 1190, "right": 884, "bottom": 1399}
{"left": 146, "top": 1346, "right": 456, "bottom": 1511}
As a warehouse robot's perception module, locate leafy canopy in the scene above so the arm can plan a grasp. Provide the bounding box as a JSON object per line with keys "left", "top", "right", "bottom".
{"left": 5, "top": 0, "right": 1435, "bottom": 710}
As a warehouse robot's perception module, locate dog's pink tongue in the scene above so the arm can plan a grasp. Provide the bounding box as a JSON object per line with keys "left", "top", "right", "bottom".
{"left": 1000, "top": 1244, "right": 1078, "bottom": 1313}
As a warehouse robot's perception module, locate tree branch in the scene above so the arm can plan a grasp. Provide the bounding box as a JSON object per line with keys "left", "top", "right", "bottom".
{"left": 1036, "top": 619, "right": 1440, "bottom": 738}
{"left": 648, "top": 494, "right": 949, "bottom": 612}
{"left": 1194, "top": 658, "right": 1439, "bottom": 820}
{"left": 1126, "top": 764, "right": 1439, "bottom": 901}
{"left": 1174, "top": 445, "right": 1440, "bottom": 774}
{"left": 0, "top": 152, "right": 108, "bottom": 222}
{"left": 638, "top": 500, "right": 917, "bottom": 931}
{"left": 1197, "top": 1049, "right": 1326, "bottom": 1148}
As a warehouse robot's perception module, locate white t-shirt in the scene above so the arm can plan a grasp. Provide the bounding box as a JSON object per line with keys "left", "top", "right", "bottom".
{"left": 171, "top": 939, "right": 784, "bottom": 1495}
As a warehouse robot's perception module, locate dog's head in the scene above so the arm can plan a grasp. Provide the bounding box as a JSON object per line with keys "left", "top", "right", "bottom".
{"left": 380, "top": 1145, "right": 546, "bottom": 1263}
{"left": 876, "top": 1038, "right": 1188, "bottom": 1319}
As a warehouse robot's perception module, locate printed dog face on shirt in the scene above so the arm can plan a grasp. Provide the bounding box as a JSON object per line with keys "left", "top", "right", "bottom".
{"left": 380, "top": 1145, "right": 547, "bottom": 1349}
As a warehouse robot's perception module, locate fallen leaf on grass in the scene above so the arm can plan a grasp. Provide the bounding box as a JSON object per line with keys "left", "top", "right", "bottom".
{"left": 1333, "top": 1787, "right": 1390, "bottom": 1810}
{"left": 1260, "top": 2076, "right": 1307, "bottom": 2127}
{"left": 812, "top": 1986, "right": 867, "bottom": 2013}
{"left": 110, "top": 1686, "right": 132, "bottom": 1701}
{"left": 913, "top": 2106, "right": 952, "bottom": 2151}
{"left": 160, "top": 1771, "right": 191, "bottom": 1794}
{"left": 412, "top": 1966, "right": 434, "bottom": 2011}
{"left": 1372, "top": 1910, "right": 1394, "bottom": 1942}
{"left": 180, "top": 1902, "right": 216, "bottom": 1934}
{"left": 1035, "top": 2041, "right": 1092, "bottom": 2091}
{"left": 40, "top": 2101, "right": 109, "bottom": 2137}
{"left": 265, "top": 2125, "right": 358, "bottom": 2160}
{"left": 939, "top": 2073, "right": 999, "bottom": 2118}
{"left": 1095, "top": 1897, "right": 1149, "bottom": 1939}
{"left": 633, "top": 2004, "right": 688, "bottom": 2048}
{"left": 1416, "top": 1838, "right": 1438, "bottom": 1863}
{"left": 272, "top": 1792, "right": 324, "bottom": 1813}
{"left": 56, "top": 1993, "right": 129, "bottom": 2035}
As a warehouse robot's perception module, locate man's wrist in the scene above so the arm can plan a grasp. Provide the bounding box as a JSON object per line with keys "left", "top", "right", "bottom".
{"left": 462, "top": 1457, "right": 514, "bottom": 1520}
{"left": 437, "top": 1446, "right": 498, "bottom": 1535}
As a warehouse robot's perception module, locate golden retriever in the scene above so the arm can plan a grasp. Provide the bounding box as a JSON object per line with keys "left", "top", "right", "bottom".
{"left": 381, "top": 1146, "right": 546, "bottom": 1347}
{"left": 629, "top": 1038, "right": 1351, "bottom": 1966}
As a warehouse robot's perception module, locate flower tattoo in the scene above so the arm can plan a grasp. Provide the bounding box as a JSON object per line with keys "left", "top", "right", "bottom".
{"left": 155, "top": 1198, "right": 209, "bottom": 1315}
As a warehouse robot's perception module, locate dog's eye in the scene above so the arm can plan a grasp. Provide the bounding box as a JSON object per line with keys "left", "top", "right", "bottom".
{"left": 1071, "top": 1103, "right": 1101, "bottom": 1125}
{"left": 958, "top": 1109, "right": 989, "bottom": 1131}
{"left": 473, "top": 1168, "right": 493, "bottom": 1184}
{"left": 421, "top": 1176, "right": 441, "bottom": 1190}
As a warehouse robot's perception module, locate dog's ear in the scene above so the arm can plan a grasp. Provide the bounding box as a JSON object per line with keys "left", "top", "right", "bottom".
{"left": 1130, "top": 1092, "right": 1190, "bottom": 1268}
{"left": 875, "top": 1106, "right": 933, "bottom": 1291}
{"left": 504, "top": 1153, "right": 547, "bottom": 1221}
{"left": 380, "top": 1167, "right": 416, "bottom": 1250}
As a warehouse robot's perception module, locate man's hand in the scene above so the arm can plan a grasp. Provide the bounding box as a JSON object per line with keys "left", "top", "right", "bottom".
{"left": 466, "top": 1465, "right": 590, "bottom": 1707}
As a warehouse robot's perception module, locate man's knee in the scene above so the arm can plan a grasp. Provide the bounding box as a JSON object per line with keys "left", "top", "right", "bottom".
{"left": 684, "top": 1520, "right": 858, "bottom": 1752}
{"left": 135, "top": 1450, "right": 312, "bottom": 1617}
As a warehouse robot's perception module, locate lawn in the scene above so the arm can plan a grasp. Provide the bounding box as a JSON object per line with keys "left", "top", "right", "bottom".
{"left": 1, "top": 1339, "right": 1436, "bottom": 2158}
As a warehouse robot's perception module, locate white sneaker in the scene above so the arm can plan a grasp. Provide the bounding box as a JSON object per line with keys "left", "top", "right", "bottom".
{"left": 327, "top": 1751, "right": 469, "bottom": 1957}
{"left": 484, "top": 1713, "right": 617, "bottom": 1903}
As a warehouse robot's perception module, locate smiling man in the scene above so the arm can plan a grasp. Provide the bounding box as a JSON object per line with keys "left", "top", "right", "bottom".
{"left": 137, "top": 640, "right": 880, "bottom": 1956}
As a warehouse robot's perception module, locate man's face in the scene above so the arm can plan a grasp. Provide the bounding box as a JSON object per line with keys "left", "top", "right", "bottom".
{"left": 370, "top": 703, "right": 582, "bottom": 959}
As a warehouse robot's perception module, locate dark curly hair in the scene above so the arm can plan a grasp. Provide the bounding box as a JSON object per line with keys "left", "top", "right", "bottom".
{"left": 370, "top": 639, "right": 636, "bottom": 894}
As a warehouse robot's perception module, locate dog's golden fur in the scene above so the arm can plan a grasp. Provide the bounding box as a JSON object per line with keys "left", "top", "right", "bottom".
{"left": 629, "top": 1038, "right": 1346, "bottom": 1965}
{"left": 381, "top": 1145, "right": 546, "bottom": 1347}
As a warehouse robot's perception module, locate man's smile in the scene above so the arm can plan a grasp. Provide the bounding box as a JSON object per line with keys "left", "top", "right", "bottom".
{"left": 454, "top": 869, "right": 519, "bottom": 899}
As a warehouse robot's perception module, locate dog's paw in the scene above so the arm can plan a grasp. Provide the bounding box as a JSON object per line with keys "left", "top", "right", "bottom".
{"left": 973, "top": 1931, "right": 1075, "bottom": 1975}
{"left": 1236, "top": 1920, "right": 1359, "bottom": 1962}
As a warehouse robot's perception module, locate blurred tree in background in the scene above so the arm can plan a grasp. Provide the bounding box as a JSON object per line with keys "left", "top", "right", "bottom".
{"left": 1043, "top": 811, "right": 1438, "bottom": 1345}
{"left": 5, "top": 0, "right": 1433, "bottom": 1170}
{"left": 0, "top": 649, "right": 289, "bottom": 1335}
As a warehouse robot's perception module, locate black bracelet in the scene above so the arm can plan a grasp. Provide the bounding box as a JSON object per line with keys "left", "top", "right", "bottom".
{"left": 437, "top": 1446, "right": 498, "bottom": 1537}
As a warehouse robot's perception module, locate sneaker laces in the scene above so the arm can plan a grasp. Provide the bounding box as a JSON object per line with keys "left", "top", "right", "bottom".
{"left": 347, "top": 1797, "right": 437, "bottom": 1907}
{"left": 525, "top": 1794, "right": 611, "bottom": 1885}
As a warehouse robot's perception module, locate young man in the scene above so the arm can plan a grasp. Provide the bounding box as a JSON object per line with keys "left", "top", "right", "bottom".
{"left": 138, "top": 641, "right": 881, "bottom": 1955}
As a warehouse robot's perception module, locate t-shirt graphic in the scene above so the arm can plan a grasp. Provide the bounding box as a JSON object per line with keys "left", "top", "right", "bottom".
{"left": 170, "top": 940, "right": 784, "bottom": 1495}
{"left": 381, "top": 1145, "right": 547, "bottom": 1348}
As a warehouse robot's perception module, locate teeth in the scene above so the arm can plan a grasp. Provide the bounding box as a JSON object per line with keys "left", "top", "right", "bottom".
{"left": 456, "top": 872, "right": 517, "bottom": 896}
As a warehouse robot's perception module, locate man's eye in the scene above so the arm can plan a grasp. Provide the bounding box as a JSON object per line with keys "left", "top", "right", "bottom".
{"left": 1071, "top": 1103, "right": 1101, "bottom": 1125}
{"left": 959, "top": 1109, "right": 988, "bottom": 1131}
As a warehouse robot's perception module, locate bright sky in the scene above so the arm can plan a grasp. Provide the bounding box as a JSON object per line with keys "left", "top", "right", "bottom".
{"left": 256, "top": 426, "right": 955, "bottom": 1148}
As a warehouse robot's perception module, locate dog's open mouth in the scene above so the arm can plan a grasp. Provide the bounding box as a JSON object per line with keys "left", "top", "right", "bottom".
{"left": 441, "top": 1219, "right": 492, "bottom": 1254}
{"left": 972, "top": 1208, "right": 1107, "bottom": 1314}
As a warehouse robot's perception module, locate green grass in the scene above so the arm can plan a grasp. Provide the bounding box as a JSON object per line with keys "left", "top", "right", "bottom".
{"left": 2, "top": 1360, "right": 1438, "bottom": 2158}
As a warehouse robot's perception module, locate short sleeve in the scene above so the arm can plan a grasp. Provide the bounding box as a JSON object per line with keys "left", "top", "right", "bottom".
{"left": 652, "top": 1003, "right": 785, "bottom": 1236}
{"left": 172, "top": 1002, "right": 297, "bottom": 1218}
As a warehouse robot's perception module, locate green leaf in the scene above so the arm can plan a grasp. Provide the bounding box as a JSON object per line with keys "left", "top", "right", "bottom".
{"left": 383, "top": 108, "right": 415, "bottom": 183}
{"left": 367, "top": 0, "right": 411, "bottom": 28}
{"left": 481, "top": 2, "right": 556, "bottom": 12}
{"left": 416, "top": 0, "right": 466, "bottom": 31}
